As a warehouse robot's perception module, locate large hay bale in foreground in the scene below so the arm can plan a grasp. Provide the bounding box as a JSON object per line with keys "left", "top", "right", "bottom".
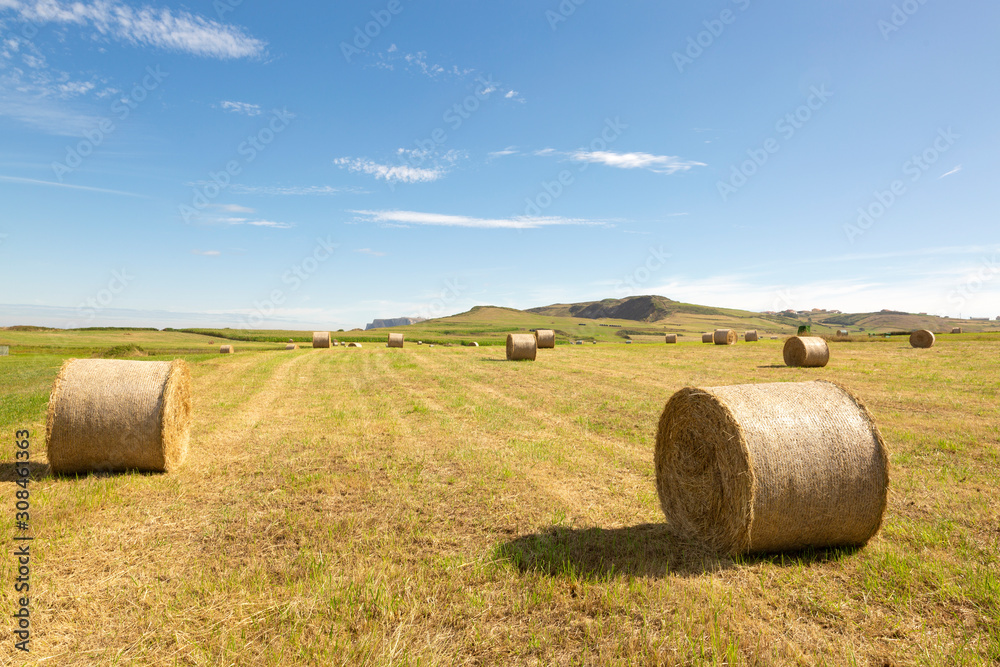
{"left": 387, "top": 333, "right": 404, "bottom": 348}
{"left": 909, "top": 330, "right": 935, "bottom": 349}
{"left": 951, "top": 327, "right": 963, "bottom": 334}
{"left": 665, "top": 334, "right": 677, "bottom": 344}
{"left": 312, "top": 332, "right": 331, "bottom": 348}
{"left": 745, "top": 330, "right": 759, "bottom": 342}
{"left": 46, "top": 359, "right": 192, "bottom": 474}
{"left": 783, "top": 336, "right": 830, "bottom": 367}
{"left": 220, "top": 345, "right": 234, "bottom": 354}
{"left": 535, "top": 329, "right": 555, "bottom": 349}
{"left": 506, "top": 333, "right": 537, "bottom": 361}
{"left": 714, "top": 329, "right": 737, "bottom": 345}
{"left": 701, "top": 333, "right": 713, "bottom": 343}
{"left": 654, "top": 380, "right": 889, "bottom": 554}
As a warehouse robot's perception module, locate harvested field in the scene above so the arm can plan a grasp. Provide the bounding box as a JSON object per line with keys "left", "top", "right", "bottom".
{"left": 0, "top": 334, "right": 997, "bottom": 665}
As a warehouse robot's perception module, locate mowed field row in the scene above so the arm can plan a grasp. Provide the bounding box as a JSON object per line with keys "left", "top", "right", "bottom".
{"left": 1, "top": 339, "right": 998, "bottom": 665}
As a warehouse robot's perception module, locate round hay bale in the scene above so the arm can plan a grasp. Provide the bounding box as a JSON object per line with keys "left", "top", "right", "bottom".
{"left": 346, "top": 342, "right": 362, "bottom": 348}
{"left": 535, "top": 329, "right": 555, "bottom": 349}
{"left": 701, "top": 333, "right": 713, "bottom": 343}
{"left": 713, "top": 329, "right": 737, "bottom": 345}
{"left": 951, "top": 327, "right": 962, "bottom": 334}
{"left": 288, "top": 338, "right": 294, "bottom": 343}
{"left": 506, "top": 333, "right": 537, "bottom": 361}
{"left": 909, "top": 330, "right": 935, "bottom": 348}
{"left": 312, "top": 332, "right": 331, "bottom": 348}
{"left": 837, "top": 329, "right": 849, "bottom": 338}
{"left": 654, "top": 380, "right": 889, "bottom": 554}
{"left": 783, "top": 336, "right": 830, "bottom": 368}
{"left": 45, "top": 358, "right": 192, "bottom": 474}
{"left": 665, "top": 334, "right": 677, "bottom": 344}
{"left": 285, "top": 344, "right": 297, "bottom": 350}
{"left": 471, "top": 341, "right": 479, "bottom": 347}
{"left": 745, "top": 330, "right": 759, "bottom": 342}
{"left": 387, "top": 333, "right": 404, "bottom": 348}
{"left": 220, "top": 345, "right": 234, "bottom": 354}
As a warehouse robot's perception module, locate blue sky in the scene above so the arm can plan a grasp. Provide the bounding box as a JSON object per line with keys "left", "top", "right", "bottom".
{"left": 1, "top": 0, "right": 998, "bottom": 330}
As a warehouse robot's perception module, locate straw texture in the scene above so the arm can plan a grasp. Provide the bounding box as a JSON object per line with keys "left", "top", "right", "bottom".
{"left": 219, "top": 345, "right": 234, "bottom": 354}
{"left": 45, "top": 358, "right": 192, "bottom": 474}
{"left": 535, "top": 329, "right": 555, "bottom": 349}
{"left": 701, "top": 333, "right": 713, "bottom": 343}
{"left": 312, "top": 332, "right": 331, "bottom": 348}
{"left": 714, "top": 329, "right": 737, "bottom": 345}
{"left": 665, "top": 334, "right": 677, "bottom": 344}
{"left": 654, "top": 380, "right": 889, "bottom": 554}
{"left": 783, "top": 336, "right": 830, "bottom": 367}
{"left": 909, "top": 330, "right": 935, "bottom": 348}
{"left": 387, "top": 333, "right": 404, "bottom": 348}
{"left": 506, "top": 333, "right": 537, "bottom": 361}
{"left": 745, "top": 330, "right": 759, "bottom": 342}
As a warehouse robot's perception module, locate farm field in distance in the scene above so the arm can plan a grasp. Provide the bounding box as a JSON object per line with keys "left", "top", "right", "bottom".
{"left": 0, "top": 329, "right": 998, "bottom": 664}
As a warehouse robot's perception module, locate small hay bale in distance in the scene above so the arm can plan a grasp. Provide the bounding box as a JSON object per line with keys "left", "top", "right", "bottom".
{"left": 312, "top": 332, "right": 331, "bottom": 348}
{"left": 346, "top": 342, "right": 362, "bottom": 348}
{"left": 665, "top": 334, "right": 677, "bottom": 344}
{"left": 387, "top": 333, "right": 404, "bottom": 348}
{"left": 285, "top": 344, "right": 297, "bottom": 350}
{"left": 219, "top": 345, "right": 234, "bottom": 354}
{"left": 713, "top": 329, "right": 737, "bottom": 346}
{"left": 470, "top": 341, "right": 479, "bottom": 347}
{"left": 45, "top": 358, "right": 192, "bottom": 474}
{"left": 506, "top": 333, "right": 537, "bottom": 361}
{"left": 701, "top": 333, "right": 713, "bottom": 343}
{"left": 783, "top": 336, "right": 830, "bottom": 368}
{"left": 951, "top": 327, "right": 963, "bottom": 334}
{"left": 837, "top": 329, "right": 849, "bottom": 338}
{"left": 655, "top": 380, "right": 889, "bottom": 554}
{"left": 745, "top": 330, "right": 759, "bottom": 342}
{"left": 534, "top": 329, "right": 555, "bottom": 349}
{"left": 909, "top": 330, "right": 935, "bottom": 348}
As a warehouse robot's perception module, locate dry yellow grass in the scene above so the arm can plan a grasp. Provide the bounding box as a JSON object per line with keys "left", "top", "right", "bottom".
{"left": 0, "top": 337, "right": 998, "bottom": 664}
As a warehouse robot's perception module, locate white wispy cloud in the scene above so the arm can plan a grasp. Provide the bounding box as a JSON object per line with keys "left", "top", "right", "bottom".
{"left": 350, "top": 209, "right": 605, "bottom": 230}
{"left": 220, "top": 100, "right": 261, "bottom": 116}
{"left": 568, "top": 150, "right": 706, "bottom": 174}
{"left": 488, "top": 146, "right": 519, "bottom": 159}
{"left": 354, "top": 248, "right": 386, "bottom": 257}
{"left": 192, "top": 249, "right": 221, "bottom": 256}
{"left": 2, "top": 0, "right": 266, "bottom": 59}
{"left": 334, "top": 157, "right": 445, "bottom": 184}
{"left": 0, "top": 174, "right": 144, "bottom": 196}
{"left": 228, "top": 184, "right": 366, "bottom": 196}
{"left": 939, "top": 165, "right": 962, "bottom": 179}
{"left": 217, "top": 203, "right": 254, "bottom": 213}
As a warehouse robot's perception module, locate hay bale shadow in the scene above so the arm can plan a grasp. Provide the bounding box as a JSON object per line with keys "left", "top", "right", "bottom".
{"left": 0, "top": 461, "right": 50, "bottom": 482}
{"left": 756, "top": 364, "right": 787, "bottom": 369}
{"left": 498, "top": 523, "right": 862, "bottom": 579}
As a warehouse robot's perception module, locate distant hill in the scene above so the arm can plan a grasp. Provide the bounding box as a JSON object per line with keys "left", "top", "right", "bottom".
{"left": 365, "top": 317, "right": 427, "bottom": 330}
{"left": 528, "top": 295, "right": 761, "bottom": 322}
